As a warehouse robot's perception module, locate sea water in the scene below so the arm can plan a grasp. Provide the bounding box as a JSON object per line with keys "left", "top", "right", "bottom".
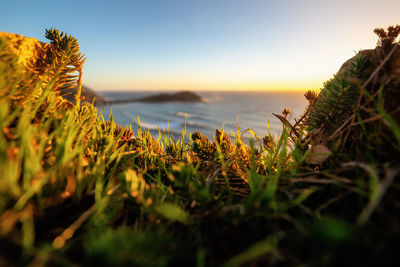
{"left": 97, "top": 91, "right": 308, "bottom": 141}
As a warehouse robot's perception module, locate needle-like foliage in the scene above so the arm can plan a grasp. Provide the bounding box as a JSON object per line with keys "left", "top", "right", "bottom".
{"left": 0, "top": 27, "right": 399, "bottom": 267}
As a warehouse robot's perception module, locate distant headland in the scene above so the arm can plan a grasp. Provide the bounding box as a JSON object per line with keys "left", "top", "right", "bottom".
{"left": 107, "top": 91, "right": 204, "bottom": 105}
{"left": 61, "top": 85, "right": 110, "bottom": 105}
{"left": 63, "top": 88, "right": 204, "bottom": 106}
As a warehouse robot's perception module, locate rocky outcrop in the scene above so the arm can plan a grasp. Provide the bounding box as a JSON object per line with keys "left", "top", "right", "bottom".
{"left": 107, "top": 91, "right": 203, "bottom": 105}
{"left": 137, "top": 91, "right": 203, "bottom": 103}
{"left": 60, "top": 85, "right": 109, "bottom": 105}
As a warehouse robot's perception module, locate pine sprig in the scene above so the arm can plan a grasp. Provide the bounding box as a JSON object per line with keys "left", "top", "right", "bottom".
{"left": 45, "top": 28, "right": 86, "bottom": 108}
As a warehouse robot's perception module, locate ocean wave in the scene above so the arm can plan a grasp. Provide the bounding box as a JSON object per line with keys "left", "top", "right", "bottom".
{"left": 200, "top": 94, "right": 222, "bottom": 104}
{"left": 186, "top": 121, "right": 210, "bottom": 129}
{"left": 172, "top": 111, "right": 198, "bottom": 118}
{"left": 118, "top": 109, "right": 135, "bottom": 122}
{"left": 137, "top": 120, "right": 212, "bottom": 130}
{"left": 99, "top": 91, "right": 308, "bottom": 139}
{"left": 136, "top": 121, "right": 181, "bottom": 130}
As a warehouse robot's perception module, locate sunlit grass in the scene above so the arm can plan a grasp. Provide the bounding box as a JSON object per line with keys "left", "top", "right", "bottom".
{"left": 0, "top": 28, "right": 399, "bottom": 266}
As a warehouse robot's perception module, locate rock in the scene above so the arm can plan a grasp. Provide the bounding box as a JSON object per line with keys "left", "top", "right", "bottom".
{"left": 107, "top": 91, "right": 203, "bottom": 105}
{"left": 60, "top": 85, "right": 109, "bottom": 105}
{"left": 337, "top": 49, "right": 375, "bottom": 74}
{"left": 137, "top": 91, "right": 203, "bottom": 103}
{"left": 338, "top": 47, "right": 400, "bottom": 83}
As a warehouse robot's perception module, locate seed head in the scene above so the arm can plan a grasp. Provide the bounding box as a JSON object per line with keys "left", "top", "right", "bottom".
{"left": 263, "top": 135, "right": 274, "bottom": 150}
{"left": 282, "top": 108, "right": 290, "bottom": 118}
{"left": 304, "top": 90, "right": 318, "bottom": 102}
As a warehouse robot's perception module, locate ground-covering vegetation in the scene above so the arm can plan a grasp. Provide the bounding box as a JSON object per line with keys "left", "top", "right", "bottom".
{"left": 0, "top": 26, "right": 399, "bottom": 266}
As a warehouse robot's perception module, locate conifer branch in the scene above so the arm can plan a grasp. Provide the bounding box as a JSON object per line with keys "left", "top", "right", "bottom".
{"left": 45, "top": 28, "right": 86, "bottom": 108}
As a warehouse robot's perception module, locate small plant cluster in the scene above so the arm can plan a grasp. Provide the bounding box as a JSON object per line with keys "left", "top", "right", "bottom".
{"left": 374, "top": 25, "right": 400, "bottom": 48}
{"left": 0, "top": 28, "right": 399, "bottom": 266}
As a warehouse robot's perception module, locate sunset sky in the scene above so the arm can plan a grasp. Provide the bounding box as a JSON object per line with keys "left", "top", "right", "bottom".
{"left": 1, "top": 0, "right": 399, "bottom": 91}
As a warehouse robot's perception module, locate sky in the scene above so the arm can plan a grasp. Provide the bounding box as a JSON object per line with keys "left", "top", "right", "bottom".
{"left": 1, "top": 0, "right": 399, "bottom": 91}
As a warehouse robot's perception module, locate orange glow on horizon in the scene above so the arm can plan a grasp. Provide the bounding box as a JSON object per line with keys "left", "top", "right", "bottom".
{"left": 86, "top": 76, "right": 324, "bottom": 92}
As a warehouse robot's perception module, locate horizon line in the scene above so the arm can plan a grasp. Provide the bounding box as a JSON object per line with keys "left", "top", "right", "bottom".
{"left": 92, "top": 88, "right": 319, "bottom": 93}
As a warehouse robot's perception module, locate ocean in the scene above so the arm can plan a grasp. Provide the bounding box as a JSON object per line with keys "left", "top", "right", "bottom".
{"left": 97, "top": 91, "right": 308, "bottom": 141}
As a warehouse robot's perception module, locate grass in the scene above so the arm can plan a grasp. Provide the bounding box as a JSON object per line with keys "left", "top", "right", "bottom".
{"left": 0, "top": 29, "right": 399, "bottom": 266}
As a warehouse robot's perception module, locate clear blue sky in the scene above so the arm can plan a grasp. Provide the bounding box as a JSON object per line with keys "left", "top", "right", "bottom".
{"left": 1, "top": 0, "right": 399, "bottom": 91}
